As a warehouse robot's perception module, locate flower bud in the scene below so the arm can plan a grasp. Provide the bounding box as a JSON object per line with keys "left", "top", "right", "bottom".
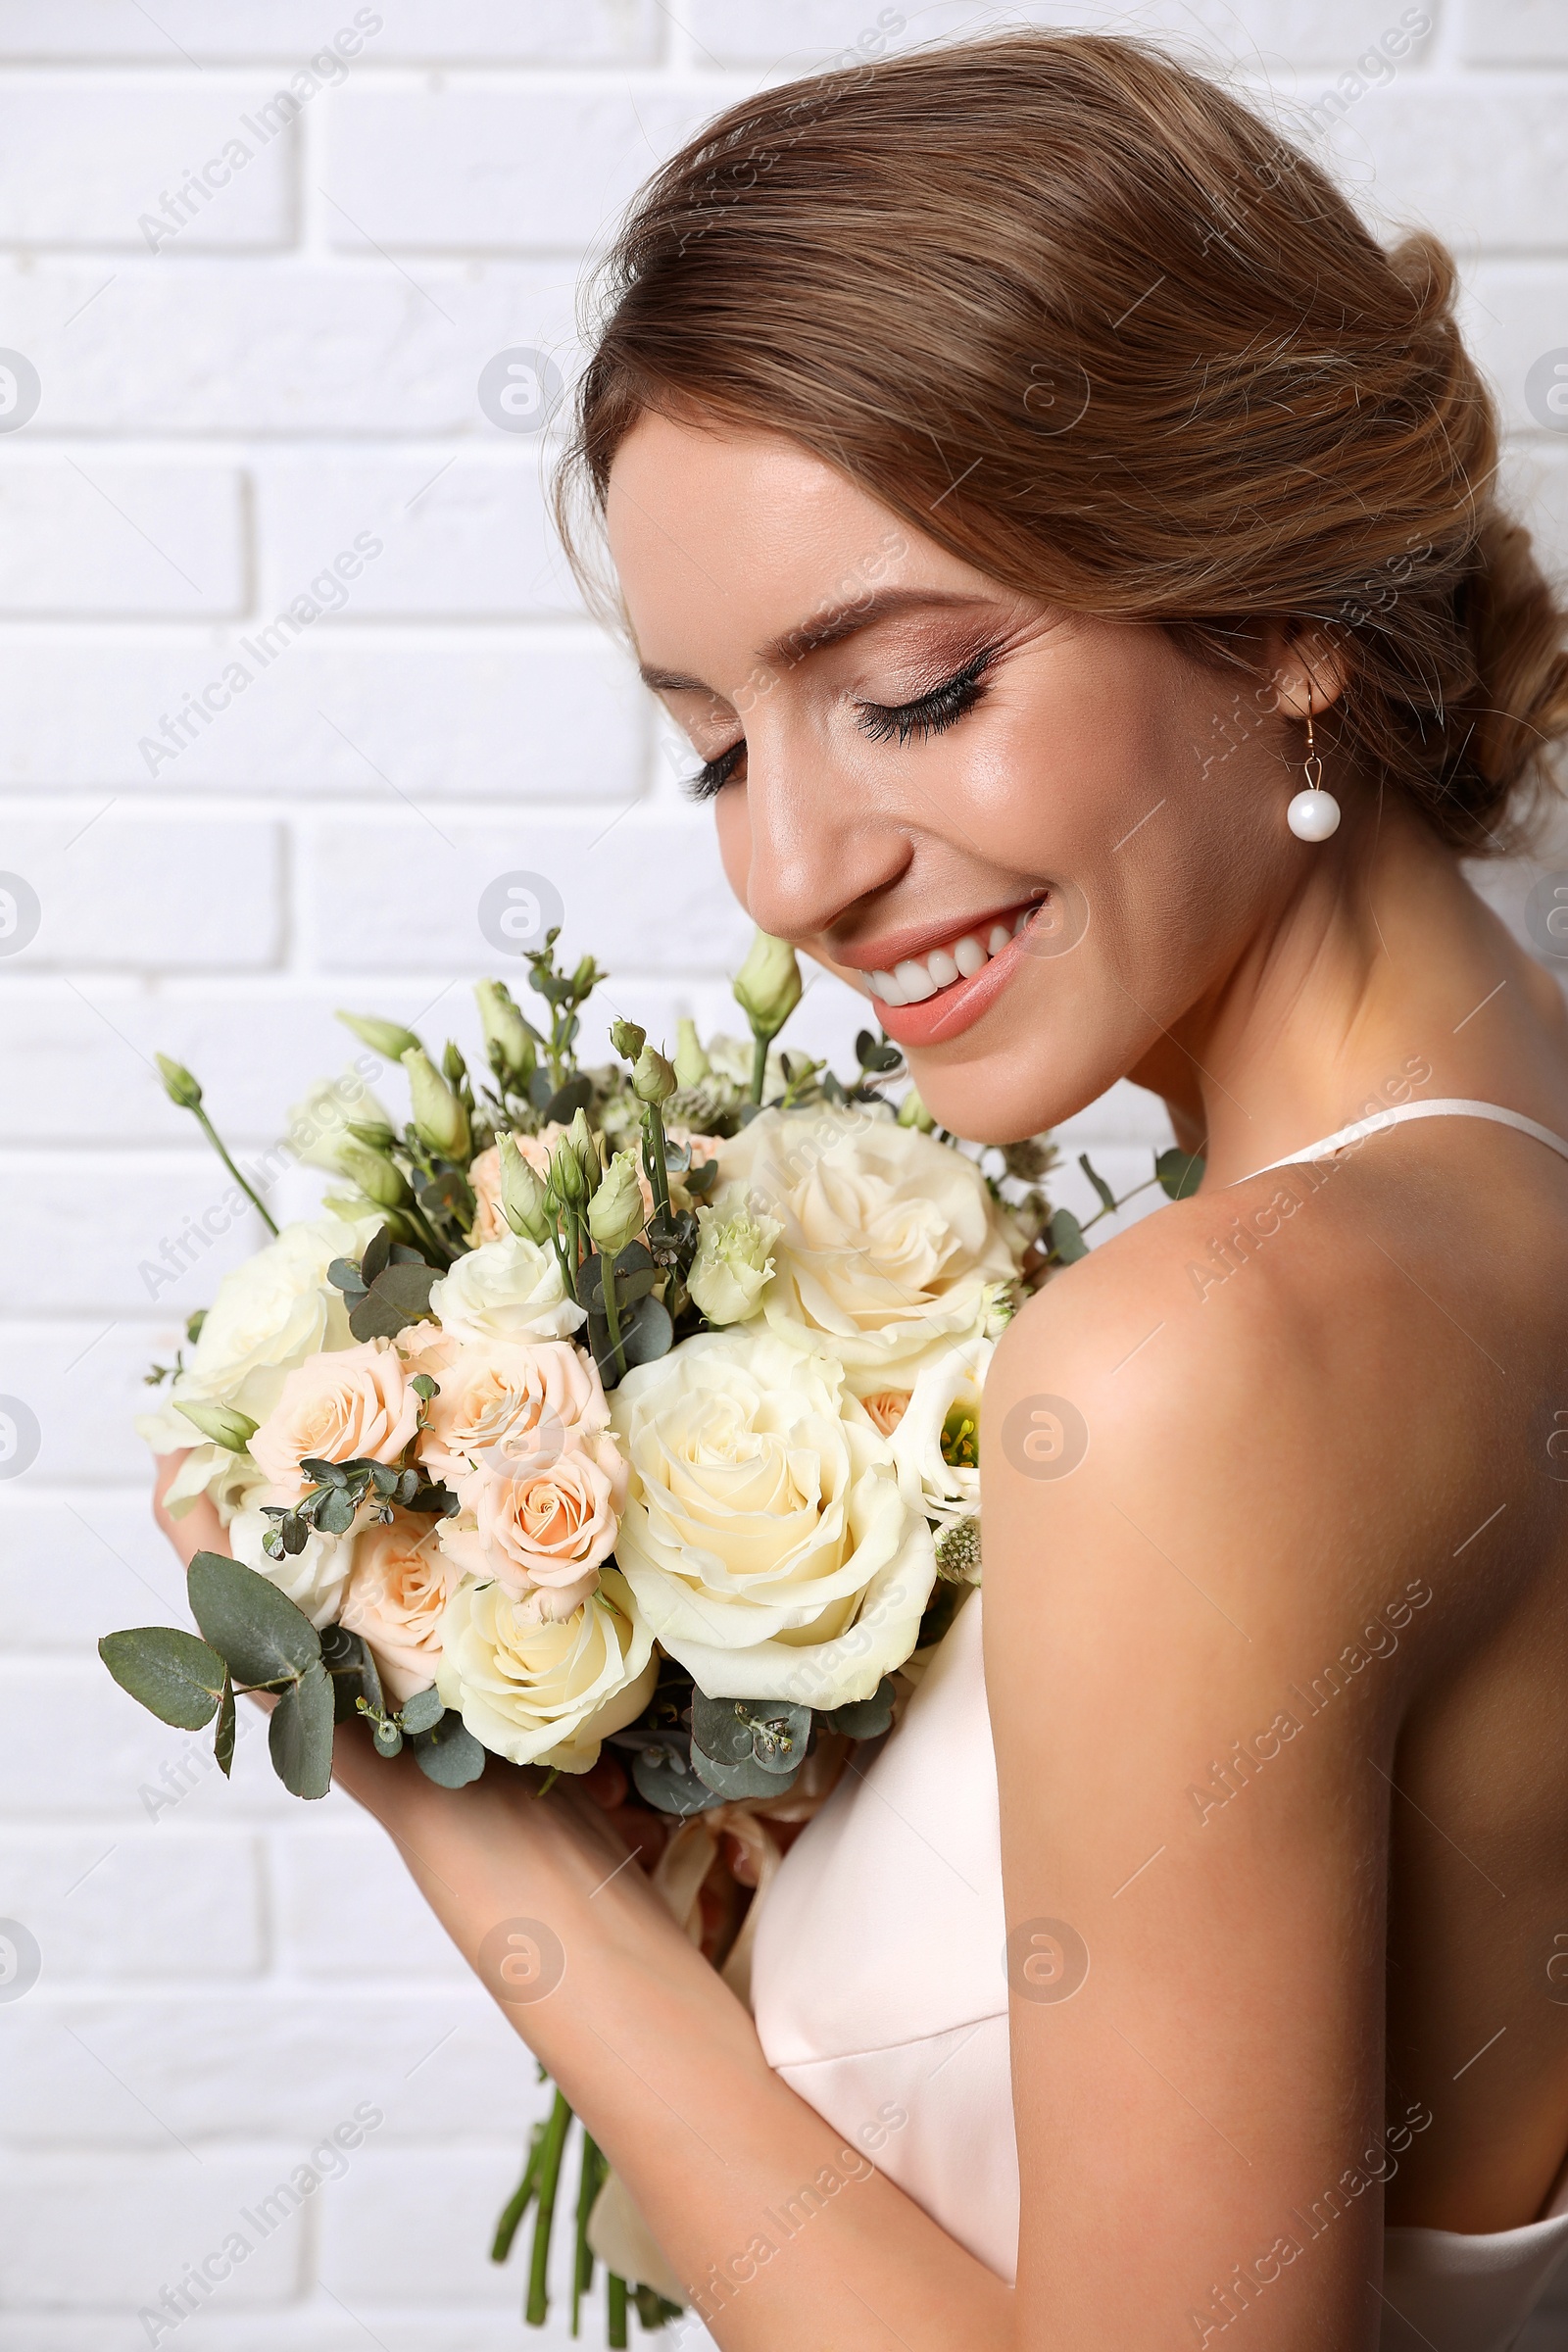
{"left": 566, "top": 1107, "right": 602, "bottom": 1199}
{"left": 401, "top": 1047, "right": 471, "bottom": 1160}
{"left": 177, "top": 1399, "right": 258, "bottom": 1451}
{"left": 474, "top": 979, "right": 537, "bottom": 1085}
{"left": 497, "top": 1133, "right": 553, "bottom": 1243}
{"left": 673, "top": 1018, "right": 710, "bottom": 1089}
{"left": 442, "top": 1040, "right": 468, "bottom": 1089}
{"left": 732, "top": 929, "right": 802, "bottom": 1041}
{"left": 897, "top": 1086, "right": 936, "bottom": 1132}
{"left": 587, "top": 1151, "right": 646, "bottom": 1256}
{"left": 551, "top": 1135, "right": 585, "bottom": 1207}
{"left": 337, "top": 1009, "right": 423, "bottom": 1064}
{"left": 610, "top": 1017, "right": 647, "bottom": 1063}
{"left": 571, "top": 956, "right": 599, "bottom": 998}
{"left": 632, "top": 1045, "right": 676, "bottom": 1105}
{"left": 338, "top": 1139, "right": 413, "bottom": 1209}
{"left": 156, "top": 1054, "right": 203, "bottom": 1111}
{"left": 346, "top": 1115, "right": 398, "bottom": 1152}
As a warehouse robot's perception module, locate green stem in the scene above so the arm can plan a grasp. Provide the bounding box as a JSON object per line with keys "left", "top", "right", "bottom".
{"left": 607, "top": 2273, "right": 628, "bottom": 2349}
{"left": 749, "top": 1030, "right": 771, "bottom": 1105}
{"left": 192, "top": 1104, "right": 279, "bottom": 1236}
{"left": 406, "top": 1200, "right": 457, "bottom": 1268}
{"left": 643, "top": 1103, "right": 672, "bottom": 1222}
{"left": 525, "top": 2089, "right": 573, "bottom": 2326}
{"left": 551, "top": 1226, "right": 577, "bottom": 1306}
{"left": 571, "top": 2131, "right": 603, "bottom": 2335}
{"left": 599, "top": 1256, "right": 627, "bottom": 1384}
{"left": 1078, "top": 1171, "right": 1159, "bottom": 1237}
{"left": 491, "top": 2119, "right": 546, "bottom": 2262}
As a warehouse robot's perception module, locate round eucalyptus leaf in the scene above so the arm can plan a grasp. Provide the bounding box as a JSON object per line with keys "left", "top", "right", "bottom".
{"left": 98, "top": 1626, "right": 226, "bottom": 1731}
{"left": 188, "top": 1551, "right": 321, "bottom": 1687}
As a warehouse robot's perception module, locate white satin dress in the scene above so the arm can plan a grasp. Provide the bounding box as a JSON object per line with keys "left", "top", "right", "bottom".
{"left": 750, "top": 1101, "right": 1568, "bottom": 2351}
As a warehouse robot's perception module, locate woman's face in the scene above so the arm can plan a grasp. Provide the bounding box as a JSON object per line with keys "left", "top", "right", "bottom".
{"left": 607, "top": 412, "right": 1307, "bottom": 1144}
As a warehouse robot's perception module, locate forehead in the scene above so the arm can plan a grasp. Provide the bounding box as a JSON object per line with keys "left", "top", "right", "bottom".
{"left": 603, "top": 411, "right": 986, "bottom": 667}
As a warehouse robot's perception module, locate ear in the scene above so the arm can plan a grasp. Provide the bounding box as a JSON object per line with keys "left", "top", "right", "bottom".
{"left": 1262, "top": 622, "right": 1351, "bottom": 721}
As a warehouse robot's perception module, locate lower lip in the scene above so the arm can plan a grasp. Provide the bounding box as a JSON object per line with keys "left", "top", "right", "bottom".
{"left": 868, "top": 927, "right": 1034, "bottom": 1048}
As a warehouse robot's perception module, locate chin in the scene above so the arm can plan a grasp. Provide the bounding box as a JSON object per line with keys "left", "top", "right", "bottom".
{"left": 907, "top": 1039, "right": 1114, "bottom": 1148}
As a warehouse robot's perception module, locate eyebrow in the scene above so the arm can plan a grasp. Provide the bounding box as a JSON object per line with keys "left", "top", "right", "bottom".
{"left": 636, "top": 587, "right": 1002, "bottom": 697}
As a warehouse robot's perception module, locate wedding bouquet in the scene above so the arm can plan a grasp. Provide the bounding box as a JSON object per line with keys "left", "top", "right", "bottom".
{"left": 104, "top": 925, "right": 1195, "bottom": 2339}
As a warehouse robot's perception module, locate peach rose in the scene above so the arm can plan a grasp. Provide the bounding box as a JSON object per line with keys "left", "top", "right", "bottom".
{"left": 416, "top": 1338, "right": 610, "bottom": 1489}
{"left": 438, "top": 1431, "right": 627, "bottom": 1620}
{"left": 249, "top": 1338, "right": 420, "bottom": 1502}
{"left": 339, "top": 1510, "right": 450, "bottom": 1703}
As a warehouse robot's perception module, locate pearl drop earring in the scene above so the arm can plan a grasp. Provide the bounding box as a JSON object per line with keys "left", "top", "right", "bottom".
{"left": 1287, "top": 705, "right": 1341, "bottom": 842}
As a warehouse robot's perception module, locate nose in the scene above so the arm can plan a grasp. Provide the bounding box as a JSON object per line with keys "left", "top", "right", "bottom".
{"left": 732, "top": 722, "right": 911, "bottom": 948}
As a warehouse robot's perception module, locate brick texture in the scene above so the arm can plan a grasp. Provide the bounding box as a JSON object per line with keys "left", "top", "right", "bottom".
{"left": 0, "top": 4, "right": 1562, "bottom": 2349}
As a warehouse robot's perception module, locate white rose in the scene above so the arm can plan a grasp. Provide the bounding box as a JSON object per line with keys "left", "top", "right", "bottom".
{"left": 427, "top": 1234, "right": 586, "bottom": 1346}
{"left": 686, "top": 1189, "right": 781, "bottom": 1327}
{"left": 157, "top": 1441, "right": 267, "bottom": 1526}
{"left": 436, "top": 1567, "right": 657, "bottom": 1772}
{"left": 718, "top": 1107, "right": 1016, "bottom": 1384}
{"left": 885, "top": 1334, "right": 993, "bottom": 1532}
{"left": 227, "top": 1492, "right": 352, "bottom": 1629}
{"left": 137, "top": 1213, "right": 381, "bottom": 1446}
{"left": 609, "top": 1327, "right": 935, "bottom": 1708}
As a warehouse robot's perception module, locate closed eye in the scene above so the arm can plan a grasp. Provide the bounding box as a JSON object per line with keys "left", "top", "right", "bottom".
{"left": 684, "top": 739, "right": 746, "bottom": 802}
{"left": 856, "top": 645, "right": 1000, "bottom": 746}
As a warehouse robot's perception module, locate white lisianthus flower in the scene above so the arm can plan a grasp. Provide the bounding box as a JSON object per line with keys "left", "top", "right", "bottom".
{"left": 609, "top": 1327, "right": 935, "bottom": 1708}
{"left": 226, "top": 1493, "right": 353, "bottom": 1629}
{"left": 436, "top": 1567, "right": 657, "bottom": 1772}
{"left": 157, "top": 1441, "right": 267, "bottom": 1525}
{"left": 686, "top": 1190, "right": 781, "bottom": 1327}
{"left": 427, "top": 1234, "right": 586, "bottom": 1346}
{"left": 718, "top": 1107, "right": 1016, "bottom": 1385}
{"left": 287, "top": 1068, "right": 391, "bottom": 1176}
{"left": 135, "top": 1214, "right": 381, "bottom": 1456}
{"left": 885, "top": 1333, "right": 993, "bottom": 1533}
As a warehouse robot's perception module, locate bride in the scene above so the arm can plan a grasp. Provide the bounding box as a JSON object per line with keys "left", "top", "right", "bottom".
{"left": 157, "top": 32, "right": 1568, "bottom": 2350}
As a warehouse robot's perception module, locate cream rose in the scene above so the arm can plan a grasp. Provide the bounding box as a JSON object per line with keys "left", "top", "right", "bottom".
{"left": 136, "top": 1213, "right": 381, "bottom": 1454}
{"left": 155, "top": 1441, "right": 267, "bottom": 1526}
{"left": 438, "top": 1429, "right": 626, "bottom": 1619}
{"left": 436, "top": 1568, "right": 657, "bottom": 1771}
{"left": 339, "top": 1510, "right": 450, "bottom": 1702}
{"left": 609, "top": 1326, "right": 935, "bottom": 1707}
{"left": 427, "top": 1233, "right": 586, "bottom": 1345}
{"left": 249, "top": 1338, "right": 420, "bottom": 1502}
{"left": 719, "top": 1108, "right": 1016, "bottom": 1383}
{"left": 416, "top": 1337, "right": 611, "bottom": 1488}
{"left": 226, "top": 1491, "right": 352, "bottom": 1628}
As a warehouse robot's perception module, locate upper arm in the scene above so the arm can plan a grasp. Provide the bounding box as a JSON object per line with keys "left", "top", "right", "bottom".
{"left": 983, "top": 1223, "right": 1400, "bottom": 2352}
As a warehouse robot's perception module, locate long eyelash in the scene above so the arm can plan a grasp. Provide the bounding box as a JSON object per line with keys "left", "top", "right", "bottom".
{"left": 684, "top": 740, "right": 745, "bottom": 802}
{"left": 856, "top": 647, "right": 1000, "bottom": 746}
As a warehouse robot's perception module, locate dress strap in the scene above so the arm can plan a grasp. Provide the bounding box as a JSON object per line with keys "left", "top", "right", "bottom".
{"left": 1240, "top": 1098, "right": 1568, "bottom": 1185}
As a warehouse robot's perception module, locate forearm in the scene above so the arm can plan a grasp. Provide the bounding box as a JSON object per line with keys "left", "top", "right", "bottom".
{"left": 363, "top": 1760, "right": 1012, "bottom": 2350}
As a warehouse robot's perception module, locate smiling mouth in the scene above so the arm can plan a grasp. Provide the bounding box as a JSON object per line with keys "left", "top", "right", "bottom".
{"left": 864, "top": 908, "right": 1036, "bottom": 1007}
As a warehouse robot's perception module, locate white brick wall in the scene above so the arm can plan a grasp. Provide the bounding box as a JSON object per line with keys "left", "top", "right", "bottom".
{"left": 0, "top": 5, "right": 1564, "bottom": 2348}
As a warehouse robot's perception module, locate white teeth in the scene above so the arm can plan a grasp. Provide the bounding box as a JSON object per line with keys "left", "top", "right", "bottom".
{"left": 867, "top": 911, "right": 1031, "bottom": 1006}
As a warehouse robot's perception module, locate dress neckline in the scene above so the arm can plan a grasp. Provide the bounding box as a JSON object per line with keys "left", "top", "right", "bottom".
{"left": 1238, "top": 1097, "right": 1568, "bottom": 1186}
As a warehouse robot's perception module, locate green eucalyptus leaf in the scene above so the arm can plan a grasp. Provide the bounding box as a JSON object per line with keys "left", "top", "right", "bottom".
{"left": 269, "top": 1660, "right": 335, "bottom": 1798}
{"left": 316, "top": 1487, "right": 358, "bottom": 1537}
{"left": 544, "top": 1075, "right": 593, "bottom": 1126}
{"left": 619, "top": 1293, "right": 673, "bottom": 1368}
{"left": 98, "top": 1626, "right": 227, "bottom": 1731}
{"left": 361, "top": 1225, "right": 394, "bottom": 1287}
{"left": 822, "top": 1678, "right": 896, "bottom": 1740}
{"left": 689, "top": 1743, "right": 803, "bottom": 1801}
{"left": 326, "top": 1256, "right": 368, "bottom": 1303}
{"left": 399, "top": 1684, "right": 444, "bottom": 1735}
{"left": 214, "top": 1675, "right": 236, "bottom": 1775}
{"left": 408, "top": 1711, "right": 486, "bottom": 1787}
{"left": 1155, "top": 1145, "right": 1205, "bottom": 1200}
{"left": 528, "top": 1068, "right": 556, "bottom": 1111}
{"left": 631, "top": 1743, "right": 724, "bottom": 1816}
{"left": 684, "top": 1159, "right": 719, "bottom": 1200}
{"left": 187, "top": 1551, "right": 322, "bottom": 1687}
{"left": 1078, "top": 1152, "right": 1117, "bottom": 1214}
{"left": 319, "top": 1622, "right": 383, "bottom": 1722}
{"left": 1049, "top": 1206, "right": 1089, "bottom": 1265}
{"left": 689, "top": 1691, "right": 757, "bottom": 1766}
{"left": 372, "top": 1716, "right": 404, "bottom": 1757}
